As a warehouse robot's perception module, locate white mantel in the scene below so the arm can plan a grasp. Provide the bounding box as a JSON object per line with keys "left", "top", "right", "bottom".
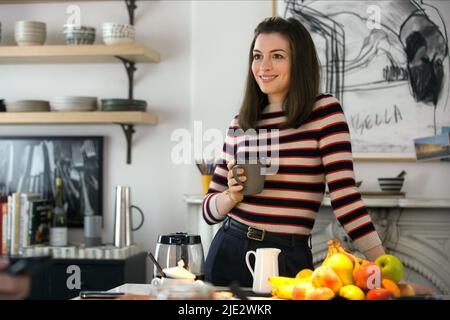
{"left": 184, "top": 194, "right": 450, "bottom": 209}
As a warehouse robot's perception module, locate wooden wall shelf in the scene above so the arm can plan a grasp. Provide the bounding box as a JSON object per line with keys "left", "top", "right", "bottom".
{"left": 0, "top": 44, "right": 160, "bottom": 64}
{"left": 0, "top": 111, "right": 158, "bottom": 125}
{"left": 0, "top": 0, "right": 123, "bottom": 3}
{"left": 0, "top": 111, "right": 158, "bottom": 164}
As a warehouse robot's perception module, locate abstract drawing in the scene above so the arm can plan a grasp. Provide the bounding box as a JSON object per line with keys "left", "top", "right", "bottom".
{"left": 276, "top": 0, "right": 450, "bottom": 157}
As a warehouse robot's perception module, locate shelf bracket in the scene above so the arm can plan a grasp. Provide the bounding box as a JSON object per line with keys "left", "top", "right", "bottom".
{"left": 116, "top": 56, "right": 136, "bottom": 100}
{"left": 119, "top": 123, "right": 136, "bottom": 164}
{"left": 125, "top": 0, "right": 137, "bottom": 26}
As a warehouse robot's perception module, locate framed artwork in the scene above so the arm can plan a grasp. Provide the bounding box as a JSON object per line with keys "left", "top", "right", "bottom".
{"left": 414, "top": 133, "right": 450, "bottom": 161}
{"left": 273, "top": 0, "right": 450, "bottom": 161}
{"left": 0, "top": 136, "right": 103, "bottom": 227}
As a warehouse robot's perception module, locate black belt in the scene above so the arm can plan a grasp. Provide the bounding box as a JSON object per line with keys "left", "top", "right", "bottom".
{"left": 224, "top": 217, "right": 311, "bottom": 248}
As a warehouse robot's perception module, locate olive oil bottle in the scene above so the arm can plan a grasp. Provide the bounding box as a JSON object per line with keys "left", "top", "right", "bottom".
{"left": 50, "top": 177, "right": 68, "bottom": 246}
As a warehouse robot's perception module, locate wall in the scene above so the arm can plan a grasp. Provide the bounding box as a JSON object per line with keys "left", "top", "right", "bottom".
{"left": 189, "top": 0, "right": 272, "bottom": 192}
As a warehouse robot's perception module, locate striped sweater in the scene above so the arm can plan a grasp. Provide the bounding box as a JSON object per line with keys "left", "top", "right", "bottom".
{"left": 202, "top": 94, "right": 382, "bottom": 253}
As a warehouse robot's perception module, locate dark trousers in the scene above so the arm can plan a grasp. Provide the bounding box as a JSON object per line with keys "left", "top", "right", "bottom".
{"left": 205, "top": 218, "right": 313, "bottom": 287}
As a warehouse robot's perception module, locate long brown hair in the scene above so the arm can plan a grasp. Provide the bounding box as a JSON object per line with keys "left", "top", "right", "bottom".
{"left": 239, "top": 17, "right": 320, "bottom": 130}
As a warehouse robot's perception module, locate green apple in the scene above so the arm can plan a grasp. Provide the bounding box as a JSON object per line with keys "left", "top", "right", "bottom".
{"left": 375, "top": 254, "right": 404, "bottom": 283}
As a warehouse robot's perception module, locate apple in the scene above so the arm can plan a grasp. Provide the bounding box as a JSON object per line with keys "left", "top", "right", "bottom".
{"left": 398, "top": 283, "right": 415, "bottom": 297}
{"left": 381, "top": 279, "right": 401, "bottom": 298}
{"left": 339, "top": 285, "right": 365, "bottom": 300}
{"left": 375, "top": 254, "right": 404, "bottom": 284}
{"left": 366, "top": 288, "right": 392, "bottom": 300}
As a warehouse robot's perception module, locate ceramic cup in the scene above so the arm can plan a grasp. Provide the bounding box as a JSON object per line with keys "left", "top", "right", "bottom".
{"left": 232, "top": 162, "right": 267, "bottom": 195}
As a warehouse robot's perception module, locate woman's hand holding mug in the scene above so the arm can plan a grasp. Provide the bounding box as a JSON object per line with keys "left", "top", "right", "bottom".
{"left": 226, "top": 160, "right": 245, "bottom": 204}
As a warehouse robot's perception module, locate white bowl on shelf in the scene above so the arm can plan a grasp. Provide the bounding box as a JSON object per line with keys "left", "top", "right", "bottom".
{"left": 102, "top": 22, "right": 135, "bottom": 45}
{"left": 15, "top": 21, "right": 47, "bottom": 46}
{"left": 15, "top": 34, "right": 46, "bottom": 40}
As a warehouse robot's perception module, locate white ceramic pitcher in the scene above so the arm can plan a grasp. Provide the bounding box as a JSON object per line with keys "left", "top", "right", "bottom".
{"left": 245, "top": 248, "right": 281, "bottom": 294}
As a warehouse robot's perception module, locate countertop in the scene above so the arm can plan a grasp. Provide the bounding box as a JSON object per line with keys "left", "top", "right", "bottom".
{"left": 106, "top": 283, "right": 450, "bottom": 300}
{"left": 108, "top": 283, "right": 271, "bottom": 300}
{"left": 73, "top": 283, "right": 450, "bottom": 300}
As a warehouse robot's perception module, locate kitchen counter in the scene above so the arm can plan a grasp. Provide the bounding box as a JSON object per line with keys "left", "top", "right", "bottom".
{"left": 106, "top": 283, "right": 265, "bottom": 300}
{"left": 73, "top": 283, "right": 449, "bottom": 300}
{"left": 106, "top": 283, "right": 279, "bottom": 300}
{"left": 109, "top": 283, "right": 153, "bottom": 296}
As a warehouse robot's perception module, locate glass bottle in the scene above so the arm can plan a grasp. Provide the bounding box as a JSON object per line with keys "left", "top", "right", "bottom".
{"left": 50, "top": 177, "right": 68, "bottom": 246}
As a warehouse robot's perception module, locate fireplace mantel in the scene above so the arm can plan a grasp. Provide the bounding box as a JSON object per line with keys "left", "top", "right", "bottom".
{"left": 184, "top": 194, "right": 450, "bottom": 209}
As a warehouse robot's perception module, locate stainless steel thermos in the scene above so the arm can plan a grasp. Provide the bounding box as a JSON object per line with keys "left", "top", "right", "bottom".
{"left": 113, "top": 186, "right": 145, "bottom": 247}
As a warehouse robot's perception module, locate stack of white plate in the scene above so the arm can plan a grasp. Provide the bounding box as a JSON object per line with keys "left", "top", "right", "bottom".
{"left": 102, "top": 23, "right": 135, "bottom": 45}
{"left": 15, "top": 21, "right": 47, "bottom": 46}
{"left": 6, "top": 100, "right": 50, "bottom": 112}
{"left": 50, "top": 96, "right": 98, "bottom": 112}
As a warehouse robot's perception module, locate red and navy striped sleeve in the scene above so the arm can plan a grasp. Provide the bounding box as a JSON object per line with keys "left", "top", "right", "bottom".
{"left": 317, "top": 97, "right": 382, "bottom": 252}
{"left": 202, "top": 117, "right": 238, "bottom": 225}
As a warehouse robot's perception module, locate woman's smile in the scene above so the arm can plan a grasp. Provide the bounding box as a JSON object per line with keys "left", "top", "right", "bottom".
{"left": 259, "top": 75, "right": 278, "bottom": 83}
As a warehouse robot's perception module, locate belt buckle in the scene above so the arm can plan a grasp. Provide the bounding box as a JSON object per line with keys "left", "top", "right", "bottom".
{"left": 247, "top": 226, "right": 265, "bottom": 241}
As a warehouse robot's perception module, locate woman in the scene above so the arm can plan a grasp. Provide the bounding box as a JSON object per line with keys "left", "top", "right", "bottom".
{"left": 201, "top": 16, "right": 386, "bottom": 287}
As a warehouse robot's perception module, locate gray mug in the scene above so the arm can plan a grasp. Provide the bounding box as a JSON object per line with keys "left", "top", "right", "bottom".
{"left": 232, "top": 163, "right": 266, "bottom": 195}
